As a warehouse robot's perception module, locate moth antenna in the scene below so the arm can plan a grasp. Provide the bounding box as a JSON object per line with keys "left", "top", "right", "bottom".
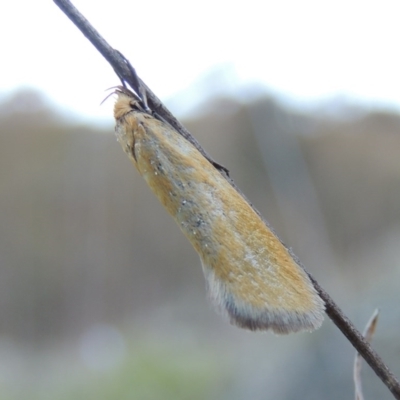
{"left": 101, "top": 86, "right": 145, "bottom": 110}
{"left": 113, "top": 50, "right": 150, "bottom": 112}
{"left": 100, "top": 86, "right": 121, "bottom": 105}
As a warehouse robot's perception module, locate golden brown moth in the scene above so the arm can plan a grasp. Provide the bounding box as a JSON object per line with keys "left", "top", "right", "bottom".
{"left": 113, "top": 88, "right": 324, "bottom": 334}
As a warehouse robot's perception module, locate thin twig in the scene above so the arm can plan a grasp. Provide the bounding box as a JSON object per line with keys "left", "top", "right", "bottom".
{"left": 53, "top": 0, "right": 229, "bottom": 176}
{"left": 53, "top": 1, "right": 400, "bottom": 398}
{"left": 310, "top": 278, "right": 399, "bottom": 398}
{"left": 354, "top": 309, "right": 380, "bottom": 400}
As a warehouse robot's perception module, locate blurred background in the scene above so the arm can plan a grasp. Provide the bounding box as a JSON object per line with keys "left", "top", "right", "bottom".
{"left": 1, "top": 1, "right": 400, "bottom": 399}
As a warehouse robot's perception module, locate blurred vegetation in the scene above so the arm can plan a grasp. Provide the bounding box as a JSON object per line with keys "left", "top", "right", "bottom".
{"left": 1, "top": 336, "right": 225, "bottom": 400}
{"left": 0, "top": 88, "right": 400, "bottom": 399}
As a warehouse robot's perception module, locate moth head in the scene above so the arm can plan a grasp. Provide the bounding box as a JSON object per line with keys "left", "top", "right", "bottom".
{"left": 101, "top": 86, "right": 144, "bottom": 121}
{"left": 112, "top": 86, "right": 145, "bottom": 121}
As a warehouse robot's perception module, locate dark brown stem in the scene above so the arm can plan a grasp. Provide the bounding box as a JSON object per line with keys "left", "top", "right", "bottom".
{"left": 310, "top": 276, "right": 400, "bottom": 399}
{"left": 53, "top": 0, "right": 228, "bottom": 175}
{"left": 53, "top": 1, "right": 400, "bottom": 398}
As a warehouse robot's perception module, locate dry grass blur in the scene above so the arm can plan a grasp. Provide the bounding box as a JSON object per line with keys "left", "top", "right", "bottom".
{"left": 0, "top": 87, "right": 399, "bottom": 399}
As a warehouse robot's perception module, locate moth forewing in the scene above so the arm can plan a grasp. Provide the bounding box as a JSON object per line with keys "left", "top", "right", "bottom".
{"left": 113, "top": 90, "right": 324, "bottom": 334}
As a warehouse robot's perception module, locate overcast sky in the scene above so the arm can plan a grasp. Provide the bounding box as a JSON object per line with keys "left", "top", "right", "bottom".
{"left": 2, "top": 0, "right": 400, "bottom": 122}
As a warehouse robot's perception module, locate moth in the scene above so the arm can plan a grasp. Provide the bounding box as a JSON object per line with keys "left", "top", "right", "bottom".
{"left": 112, "top": 87, "right": 324, "bottom": 334}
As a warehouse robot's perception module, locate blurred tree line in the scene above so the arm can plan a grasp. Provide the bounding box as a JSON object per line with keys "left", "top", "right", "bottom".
{"left": 0, "top": 88, "right": 399, "bottom": 399}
